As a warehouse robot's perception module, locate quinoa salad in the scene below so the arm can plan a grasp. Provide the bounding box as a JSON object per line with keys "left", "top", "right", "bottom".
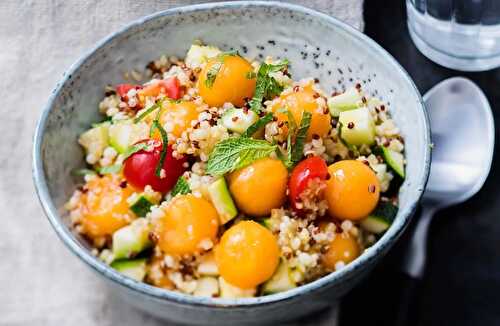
{"left": 66, "top": 43, "right": 406, "bottom": 298}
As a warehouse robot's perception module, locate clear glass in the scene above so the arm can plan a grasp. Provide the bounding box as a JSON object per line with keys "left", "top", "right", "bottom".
{"left": 407, "top": 0, "right": 500, "bottom": 71}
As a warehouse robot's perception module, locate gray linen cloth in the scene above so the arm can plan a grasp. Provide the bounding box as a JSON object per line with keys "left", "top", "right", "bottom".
{"left": 0, "top": 1, "right": 363, "bottom": 325}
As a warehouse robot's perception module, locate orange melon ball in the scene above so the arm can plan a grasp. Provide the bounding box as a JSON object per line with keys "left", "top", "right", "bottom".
{"left": 228, "top": 158, "right": 288, "bottom": 217}
{"left": 198, "top": 55, "right": 256, "bottom": 107}
{"left": 159, "top": 100, "right": 199, "bottom": 138}
{"left": 215, "top": 221, "right": 280, "bottom": 289}
{"left": 322, "top": 232, "right": 360, "bottom": 270}
{"left": 152, "top": 194, "right": 219, "bottom": 255}
{"left": 325, "top": 160, "right": 380, "bottom": 220}
{"left": 270, "top": 86, "right": 331, "bottom": 141}
{"left": 78, "top": 174, "right": 135, "bottom": 237}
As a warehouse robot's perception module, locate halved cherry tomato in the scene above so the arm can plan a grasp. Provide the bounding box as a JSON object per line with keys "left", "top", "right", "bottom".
{"left": 139, "top": 77, "right": 182, "bottom": 100}
{"left": 116, "top": 84, "right": 142, "bottom": 100}
{"left": 288, "top": 156, "right": 329, "bottom": 212}
{"left": 123, "top": 139, "right": 187, "bottom": 193}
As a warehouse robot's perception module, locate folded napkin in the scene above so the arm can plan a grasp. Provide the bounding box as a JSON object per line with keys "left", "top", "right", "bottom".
{"left": 0, "top": 1, "right": 363, "bottom": 325}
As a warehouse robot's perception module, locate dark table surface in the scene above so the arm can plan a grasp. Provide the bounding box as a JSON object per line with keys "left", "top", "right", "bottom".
{"left": 340, "top": 1, "right": 500, "bottom": 326}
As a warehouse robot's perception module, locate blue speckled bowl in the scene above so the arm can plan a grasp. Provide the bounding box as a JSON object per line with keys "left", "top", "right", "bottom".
{"left": 33, "top": 2, "right": 431, "bottom": 325}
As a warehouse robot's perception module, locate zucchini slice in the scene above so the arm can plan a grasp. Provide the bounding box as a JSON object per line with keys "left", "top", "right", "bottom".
{"left": 207, "top": 178, "right": 238, "bottom": 224}
{"left": 111, "top": 258, "right": 147, "bottom": 281}
{"left": 260, "top": 218, "right": 273, "bottom": 230}
{"left": 360, "top": 216, "right": 391, "bottom": 234}
{"left": 361, "top": 202, "right": 398, "bottom": 234}
{"left": 327, "top": 87, "right": 363, "bottom": 117}
{"left": 339, "top": 106, "right": 375, "bottom": 146}
{"left": 379, "top": 146, "right": 405, "bottom": 178}
{"left": 219, "top": 277, "right": 256, "bottom": 298}
{"left": 78, "top": 122, "right": 110, "bottom": 159}
{"left": 112, "top": 218, "right": 152, "bottom": 260}
{"left": 129, "top": 192, "right": 160, "bottom": 217}
{"left": 108, "top": 120, "right": 149, "bottom": 154}
{"left": 262, "top": 260, "right": 296, "bottom": 294}
{"left": 221, "top": 108, "right": 259, "bottom": 134}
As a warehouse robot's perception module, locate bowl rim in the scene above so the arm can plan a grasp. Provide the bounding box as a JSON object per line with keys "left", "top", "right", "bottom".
{"left": 32, "top": 0, "right": 431, "bottom": 308}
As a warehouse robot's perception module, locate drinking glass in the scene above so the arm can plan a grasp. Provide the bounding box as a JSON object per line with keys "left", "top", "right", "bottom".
{"left": 407, "top": 0, "right": 500, "bottom": 71}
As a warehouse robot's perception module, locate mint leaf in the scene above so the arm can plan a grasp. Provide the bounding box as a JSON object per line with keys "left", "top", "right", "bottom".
{"left": 241, "top": 112, "right": 274, "bottom": 138}
{"left": 150, "top": 120, "right": 169, "bottom": 177}
{"left": 291, "top": 111, "right": 312, "bottom": 163}
{"left": 204, "top": 51, "right": 239, "bottom": 89}
{"left": 205, "top": 61, "right": 222, "bottom": 88}
{"left": 278, "top": 133, "right": 294, "bottom": 169}
{"left": 134, "top": 100, "right": 162, "bottom": 123}
{"left": 277, "top": 110, "right": 311, "bottom": 168}
{"left": 285, "top": 109, "right": 297, "bottom": 136}
{"left": 206, "top": 137, "right": 277, "bottom": 176}
{"left": 171, "top": 176, "right": 191, "bottom": 196}
{"left": 219, "top": 50, "right": 238, "bottom": 58}
{"left": 122, "top": 142, "right": 149, "bottom": 161}
{"left": 249, "top": 59, "right": 289, "bottom": 113}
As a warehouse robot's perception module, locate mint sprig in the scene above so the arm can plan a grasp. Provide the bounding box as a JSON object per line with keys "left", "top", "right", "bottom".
{"left": 249, "top": 59, "right": 289, "bottom": 113}
{"left": 171, "top": 176, "right": 191, "bottom": 196}
{"left": 122, "top": 142, "right": 149, "bottom": 161}
{"left": 278, "top": 110, "right": 312, "bottom": 168}
{"left": 205, "top": 61, "right": 222, "bottom": 88}
{"left": 150, "top": 120, "right": 169, "bottom": 177}
{"left": 134, "top": 100, "right": 162, "bottom": 123}
{"left": 204, "top": 50, "right": 239, "bottom": 89}
{"left": 206, "top": 137, "right": 277, "bottom": 176}
{"left": 291, "top": 111, "right": 312, "bottom": 163}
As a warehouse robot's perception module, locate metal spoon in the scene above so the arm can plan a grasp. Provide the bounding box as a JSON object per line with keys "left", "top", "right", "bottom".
{"left": 395, "top": 77, "right": 495, "bottom": 325}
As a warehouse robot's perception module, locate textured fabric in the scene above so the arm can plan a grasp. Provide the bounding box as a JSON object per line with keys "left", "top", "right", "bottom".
{"left": 0, "top": 1, "right": 363, "bottom": 325}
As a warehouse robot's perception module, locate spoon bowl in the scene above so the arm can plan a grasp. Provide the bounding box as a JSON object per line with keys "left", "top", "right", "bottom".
{"left": 423, "top": 77, "right": 494, "bottom": 208}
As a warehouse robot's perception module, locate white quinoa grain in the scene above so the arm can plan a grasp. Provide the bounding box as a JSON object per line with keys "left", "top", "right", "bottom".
{"left": 341, "top": 220, "right": 353, "bottom": 232}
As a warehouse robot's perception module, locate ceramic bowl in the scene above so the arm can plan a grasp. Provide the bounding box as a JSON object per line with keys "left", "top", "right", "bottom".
{"left": 33, "top": 1, "right": 431, "bottom": 325}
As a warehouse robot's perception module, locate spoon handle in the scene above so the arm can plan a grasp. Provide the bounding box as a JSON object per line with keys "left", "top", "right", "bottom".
{"left": 393, "top": 205, "right": 437, "bottom": 326}
{"left": 402, "top": 205, "right": 436, "bottom": 278}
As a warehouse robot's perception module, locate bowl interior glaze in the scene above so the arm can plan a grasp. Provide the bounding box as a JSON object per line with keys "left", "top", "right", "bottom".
{"left": 33, "top": 0, "right": 430, "bottom": 310}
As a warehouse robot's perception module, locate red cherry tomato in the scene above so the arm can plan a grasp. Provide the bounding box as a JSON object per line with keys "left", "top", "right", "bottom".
{"left": 116, "top": 84, "right": 141, "bottom": 99}
{"left": 160, "top": 77, "right": 182, "bottom": 100}
{"left": 141, "top": 77, "right": 183, "bottom": 100}
{"left": 288, "top": 156, "right": 329, "bottom": 212}
{"left": 123, "top": 139, "right": 187, "bottom": 193}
